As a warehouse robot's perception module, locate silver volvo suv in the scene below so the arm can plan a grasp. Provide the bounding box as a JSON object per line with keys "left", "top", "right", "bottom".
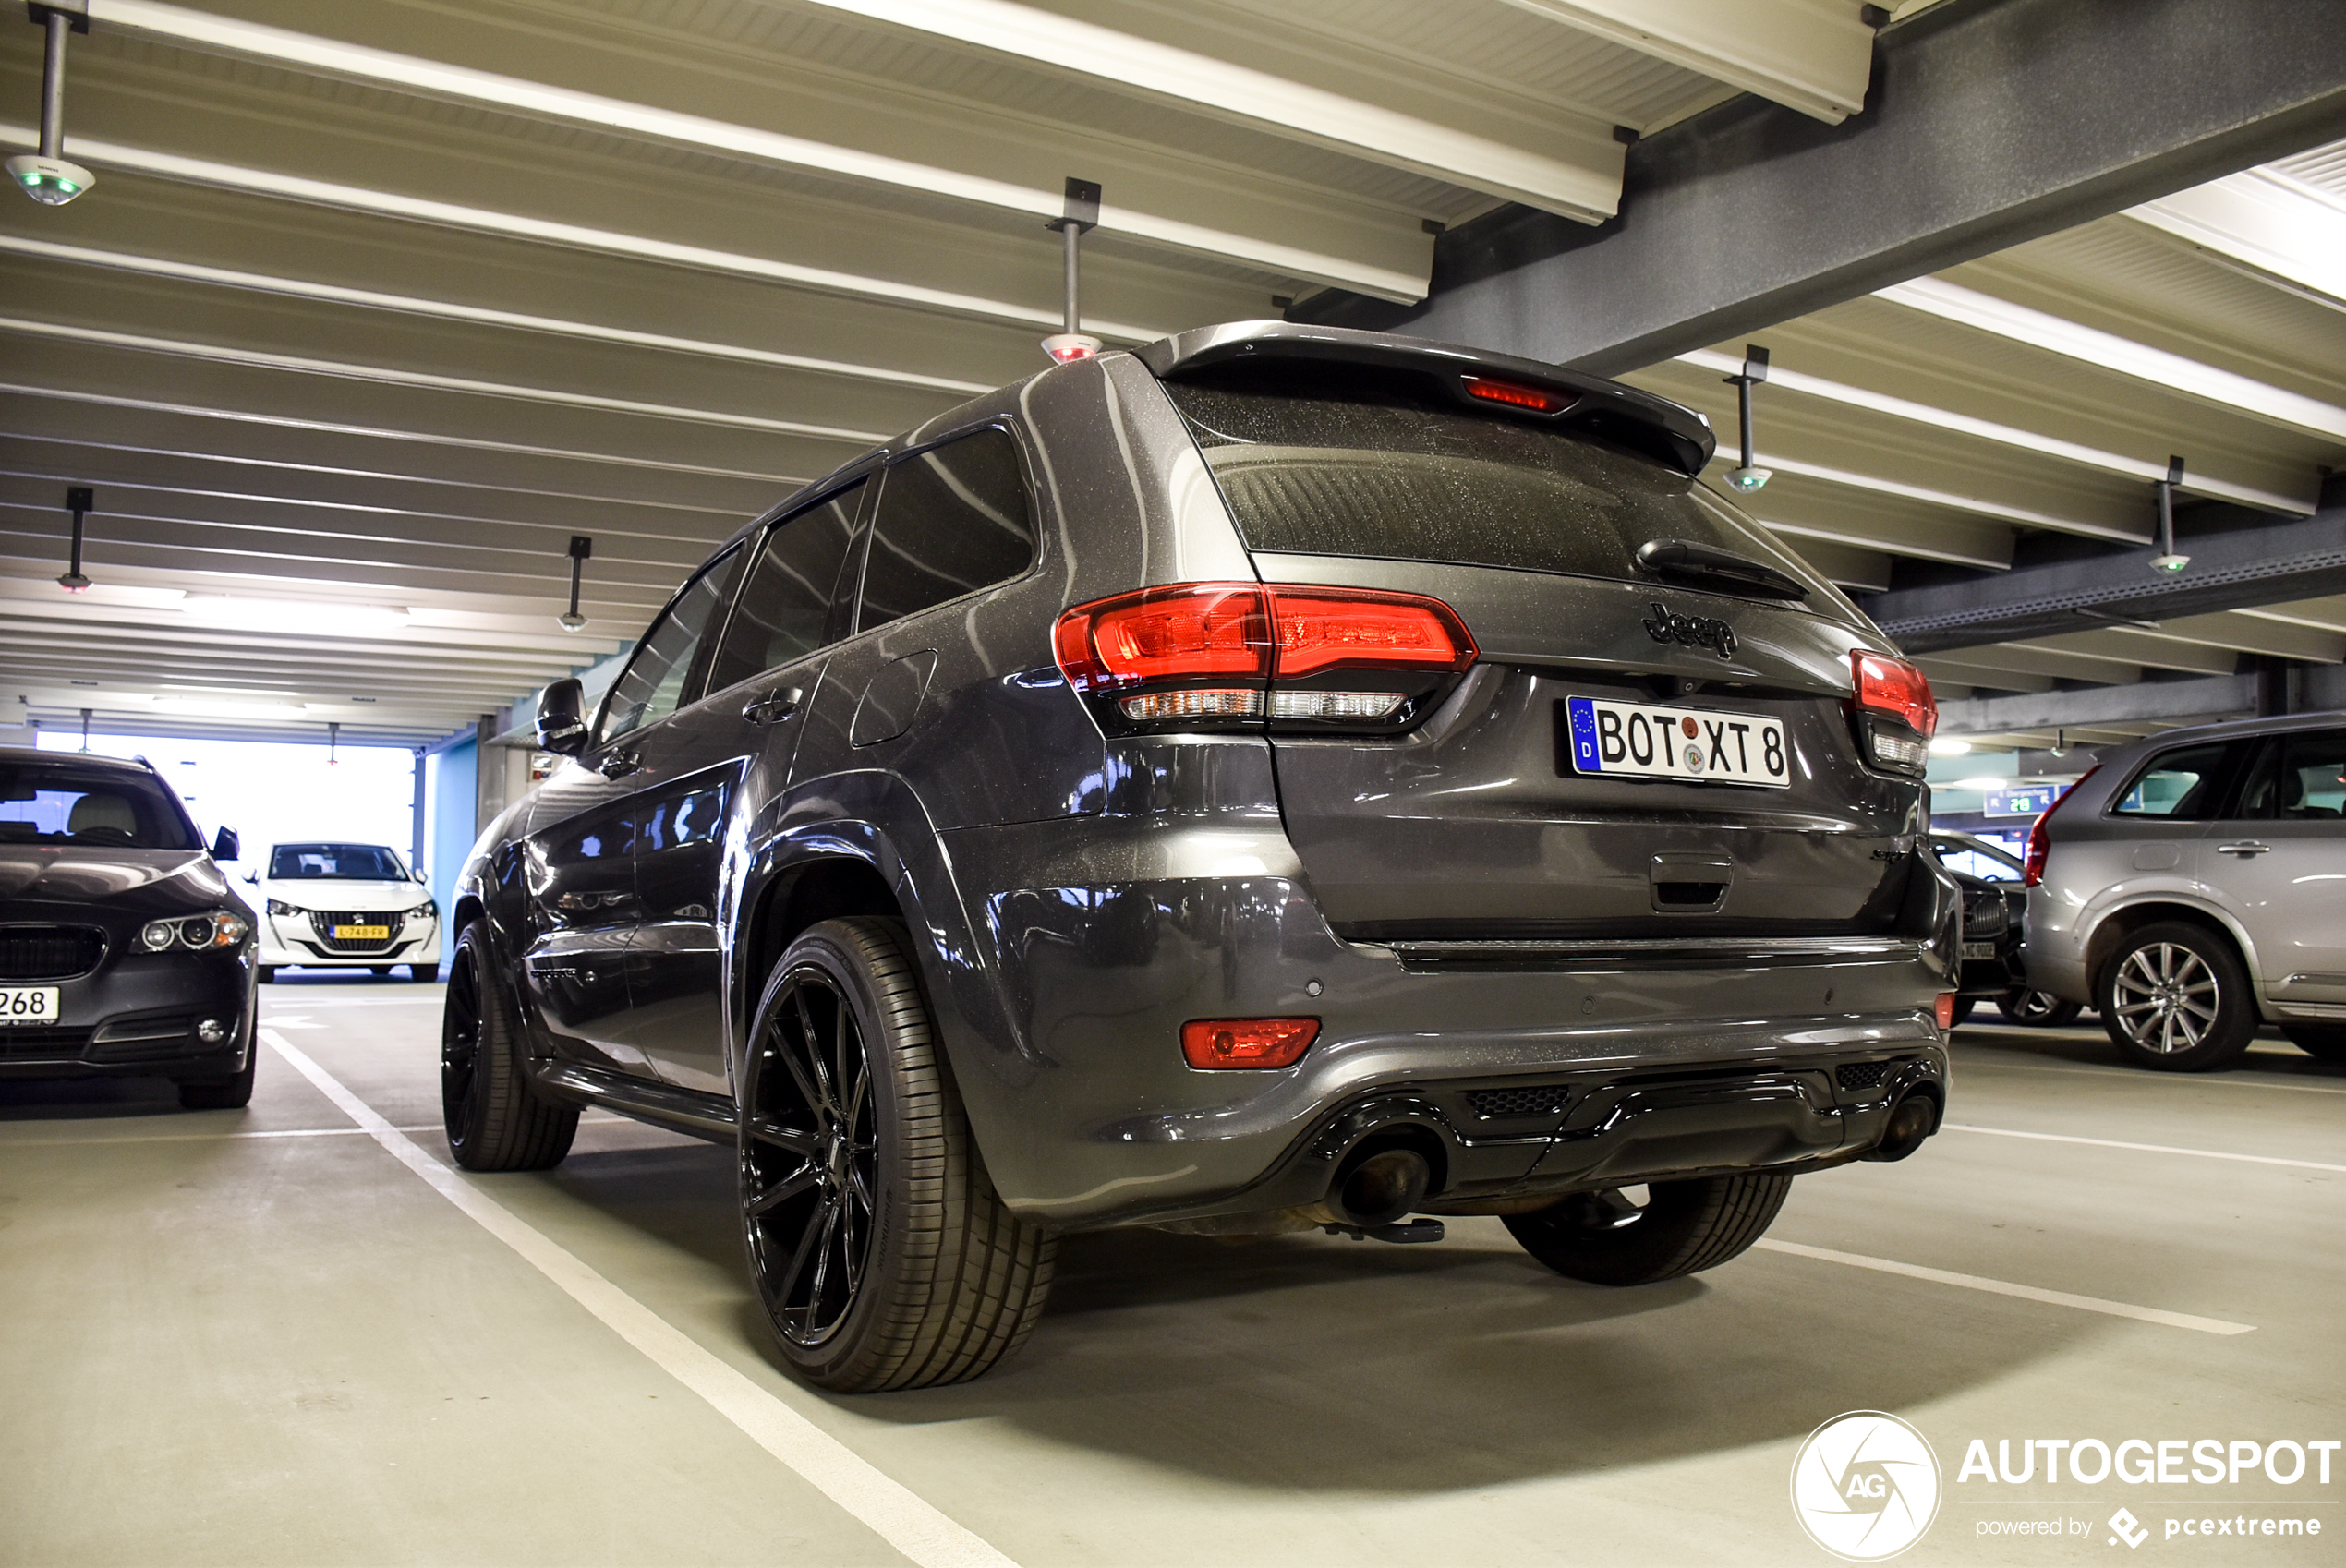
{"left": 2023, "top": 712, "right": 2346, "bottom": 1070}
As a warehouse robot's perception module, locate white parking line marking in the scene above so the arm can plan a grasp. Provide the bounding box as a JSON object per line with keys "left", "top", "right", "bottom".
{"left": 1955, "top": 1055, "right": 2346, "bottom": 1096}
{"left": 1753, "top": 1239, "right": 2256, "bottom": 1336}
{"left": 261, "top": 1031, "right": 1013, "bottom": 1568}
{"left": 0, "top": 1114, "right": 633, "bottom": 1150}
{"left": 1944, "top": 1122, "right": 2346, "bottom": 1175}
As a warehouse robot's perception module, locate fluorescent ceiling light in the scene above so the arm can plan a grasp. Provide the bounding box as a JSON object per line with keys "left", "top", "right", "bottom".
{"left": 182, "top": 597, "right": 413, "bottom": 635}
{"left": 1950, "top": 776, "right": 2009, "bottom": 792}
{"left": 151, "top": 696, "right": 311, "bottom": 719}
{"left": 1675, "top": 348, "right": 2317, "bottom": 515}
{"left": 1929, "top": 737, "right": 1973, "bottom": 755}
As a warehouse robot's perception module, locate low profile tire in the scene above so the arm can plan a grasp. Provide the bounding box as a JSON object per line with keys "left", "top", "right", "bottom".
{"left": 176, "top": 1040, "right": 256, "bottom": 1111}
{"left": 2281, "top": 1025, "right": 2346, "bottom": 1064}
{"left": 1997, "top": 988, "right": 2082, "bottom": 1028}
{"left": 739, "top": 917, "right": 1056, "bottom": 1393}
{"left": 2099, "top": 922, "right": 2256, "bottom": 1072}
{"left": 441, "top": 921, "right": 576, "bottom": 1170}
{"left": 257, "top": 966, "right": 278, "bottom": 984}
{"left": 410, "top": 962, "right": 440, "bottom": 983}
{"left": 1946, "top": 995, "right": 1976, "bottom": 1028}
{"left": 1503, "top": 1173, "right": 1794, "bottom": 1286}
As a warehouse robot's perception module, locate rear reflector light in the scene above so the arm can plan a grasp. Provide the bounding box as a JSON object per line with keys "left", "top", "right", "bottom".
{"left": 2023, "top": 764, "right": 2098, "bottom": 887}
{"left": 1852, "top": 651, "right": 1937, "bottom": 738}
{"left": 1934, "top": 994, "right": 1957, "bottom": 1031}
{"left": 1181, "top": 1017, "right": 1319, "bottom": 1069}
{"left": 1463, "top": 376, "right": 1574, "bottom": 415}
{"left": 1056, "top": 584, "right": 1475, "bottom": 718}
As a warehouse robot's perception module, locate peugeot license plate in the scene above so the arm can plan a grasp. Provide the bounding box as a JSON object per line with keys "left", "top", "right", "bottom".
{"left": 0, "top": 985, "right": 61, "bottom": 1025}
{"left": 333, "top": 924, "right": 391, "bottom": 941}
{"left": 1562, "top": 696, "right": 1791, "bottom": 789}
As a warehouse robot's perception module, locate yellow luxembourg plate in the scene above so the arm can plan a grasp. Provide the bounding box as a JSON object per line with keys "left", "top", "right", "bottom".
{"left": 334, "top": 924, "right": 391, "bottom": 940}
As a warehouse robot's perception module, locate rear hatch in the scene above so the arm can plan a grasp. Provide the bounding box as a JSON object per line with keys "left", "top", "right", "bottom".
{"left": 1153, "top": 349, "right": 1923, "bottom": 942}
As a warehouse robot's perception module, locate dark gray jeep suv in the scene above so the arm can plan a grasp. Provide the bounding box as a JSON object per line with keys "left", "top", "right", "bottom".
{"left": 442, "top": 322, "right": 1960, "bottom": 1392}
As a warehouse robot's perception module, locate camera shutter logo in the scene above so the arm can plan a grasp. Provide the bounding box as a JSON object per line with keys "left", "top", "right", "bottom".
{"left": 1790, "top": 1411, "right": 1942, "bottom": 1560}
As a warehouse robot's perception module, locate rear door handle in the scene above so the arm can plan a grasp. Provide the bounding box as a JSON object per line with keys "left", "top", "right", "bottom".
{"left": 742, "top": 685, "right": 804, "bottom": 724}
{"left": 2216, "top": 841, "right": 2271, "bottom": 856}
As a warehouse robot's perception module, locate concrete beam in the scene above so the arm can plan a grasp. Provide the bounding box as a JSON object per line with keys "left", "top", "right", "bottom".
{"left": 1295, "top": 0, "right": 2346, "bottom": 374}
{"left": 1936, "top": 676, "right": 2260, "bottom": 737}
{"left": 1865, "top": 507, "right": 2346, "bottom": 654}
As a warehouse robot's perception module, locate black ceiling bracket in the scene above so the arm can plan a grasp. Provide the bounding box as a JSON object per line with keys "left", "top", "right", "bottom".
{"left": 1720, "top": 344, "right": 1771, "bottom": 493}
{"left": 558, "top": 535, "right": 591, "bottom": 633}
{"left": 1041, "top": 177, "right": 1103, "bottom": 363}
{"left": 57, "top": 483, "right": 91, "bottom": 592}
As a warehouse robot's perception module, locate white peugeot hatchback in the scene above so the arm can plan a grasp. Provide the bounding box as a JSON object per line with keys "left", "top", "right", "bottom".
{"left": 250, "top": 841, "right": 441, "bottom": 982}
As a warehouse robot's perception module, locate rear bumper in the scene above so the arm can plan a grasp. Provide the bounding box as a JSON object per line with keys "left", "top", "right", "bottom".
{"left": 944, "top": 838, "right": 1957, "bottom": 1229}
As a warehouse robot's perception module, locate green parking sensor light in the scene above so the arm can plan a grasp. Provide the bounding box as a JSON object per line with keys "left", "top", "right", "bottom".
{"left": 1721, "top": 344, "right": 1772, "bottom": 492}
{"left": 2150, "top": 455, "right": 2190, "bottom": 573}
{"left": 8, "top": 3, "right": 95, "bottom": 208}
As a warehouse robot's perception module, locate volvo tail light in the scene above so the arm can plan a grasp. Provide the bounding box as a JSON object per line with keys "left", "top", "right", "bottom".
{"left": 1055, "top": 582, "right": 1475, "bottom": 731}
{"left": 2023, "top": 765, "right": 2098, "bottom": 887}
{"left": 1849, "top": 650, "right": 1936, "bottom": 776}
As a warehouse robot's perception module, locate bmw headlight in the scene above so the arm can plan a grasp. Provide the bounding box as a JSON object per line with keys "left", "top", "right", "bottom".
{"left": 139, "top": 910, "right": 253, "bottom": 952}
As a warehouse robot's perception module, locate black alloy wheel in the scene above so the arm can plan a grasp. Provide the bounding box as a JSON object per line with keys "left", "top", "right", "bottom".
{"left": 1997, "top": 988, "right": 2083, "bottom": 1028}
{"left": 2099, "top": 921, "right": 2255, "bottom": 1072}
{"left": 1503, "top": 1172, "right": 1793, "bottom": 1286}
{"left": 441, "top": 921, "right": 576, "bottom": 1170}
{"left": 740, "top": 918, "right": 1055, "bottom": 1393}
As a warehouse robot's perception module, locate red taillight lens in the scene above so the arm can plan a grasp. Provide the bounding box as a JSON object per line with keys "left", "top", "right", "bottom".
{"left": 1852, "top": 650, "right": 1937, "bottom": 738}
{"left": 1054, "top": 582, "right": 1268, "bottom": 693}
{"left": 1267, "top": 586, "right": 1476, "bottom": 678}
{"left": 2022, "top": 765, "right": 2098, "bottom": 887}
{"left": 1054, "top": 584, "right": 1475, "bottom": 703}
{"left": 1934, "top": 993, "right": 1957, "bottom": 1031}
{"left": 1462, "top": 376, "right": 1575, "bottom": 414}
{"left": 1180, "top": 1017, "right": 1319, "bottom": 1069}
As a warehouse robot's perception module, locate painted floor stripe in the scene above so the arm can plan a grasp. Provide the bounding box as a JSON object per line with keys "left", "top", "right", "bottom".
{"left": 1956, "top": 1053, "right": 2346, "bottom": 1096}
{"left": 0, "top": 1116, "right": 631, "bottom": 1149}
{"left": 1754, "top": 1239, "right": 2255, "bottom": 1336}
{"left": 1944, "top": 1121, "right": 2346, "bottom": 1175}
{"left": 262, "top": 1031, "right": 1016, "bottom": 1568}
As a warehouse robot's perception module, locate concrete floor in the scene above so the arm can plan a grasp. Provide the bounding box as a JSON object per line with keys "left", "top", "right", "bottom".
{"left": 2, "top": 978, "right": 2340, "bottom": 1566}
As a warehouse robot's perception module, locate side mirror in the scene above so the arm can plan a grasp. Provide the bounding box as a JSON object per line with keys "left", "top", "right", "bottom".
{"left": 243, "top": 870, "right": 259, "bottom": 885}
{"left": 415, "top": 868, "right": 429, "bottom": 885}
{"left": 538, "top": 677, "right": 588, "bottom": 756}
{"left": 211, "top": 826, "right": 240, "bottom": 862}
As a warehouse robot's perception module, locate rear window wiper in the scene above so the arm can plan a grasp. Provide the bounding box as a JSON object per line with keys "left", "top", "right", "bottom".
{"left": 1636, "top": 537, "right": 1810, "bottom": 601}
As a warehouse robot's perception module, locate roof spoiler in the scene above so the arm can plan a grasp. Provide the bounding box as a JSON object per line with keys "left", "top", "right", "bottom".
{"left": 1133, "top": 320, "right": 1715, "bottom": 476}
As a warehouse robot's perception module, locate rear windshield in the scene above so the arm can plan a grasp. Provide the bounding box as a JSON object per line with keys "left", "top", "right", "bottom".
{"left": 0, "top": 762, "right": 198, "bottom": 850}
{"left": 1161, "top": 366, "right": 1829, "bottom": 593}
{"left": 271, "top": 843, "right": 408, "bottom": 880}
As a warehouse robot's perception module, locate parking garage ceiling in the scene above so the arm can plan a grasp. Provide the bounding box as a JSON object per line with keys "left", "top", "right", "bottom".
{"left": 1, "top": 0, "right": 2342, "bottom": 754}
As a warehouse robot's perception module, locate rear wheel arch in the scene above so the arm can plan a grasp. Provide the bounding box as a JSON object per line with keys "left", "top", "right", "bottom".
{"left": 2086, "top": 900, "right": 2258, "bottom": 1000}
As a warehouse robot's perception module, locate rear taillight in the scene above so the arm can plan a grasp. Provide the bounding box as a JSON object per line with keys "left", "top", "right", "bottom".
{"left": 2023, "top": 765, "right": 2098, "bottom": 887}
{"left": 1055, "top": 582, "right": 1476, "bottom": 731}
{"left": 1849, "top": 650, "right": 1936, "bottom": 776}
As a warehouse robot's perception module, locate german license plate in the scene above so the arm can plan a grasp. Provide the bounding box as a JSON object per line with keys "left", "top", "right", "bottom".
{"left": 1562, "top": 696, "right": 1791, "bottom": 788}
{"left": 333, "top": 925, "right": 391, "bottom": 941}
{"left": 1962, "top": 941, "right": 1998, "bottom": 960}
{"left": 0, "top": 985, "right": 61, "bottom": 1025}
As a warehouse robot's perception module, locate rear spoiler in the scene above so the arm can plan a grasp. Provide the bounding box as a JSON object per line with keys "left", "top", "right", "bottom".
{"left": 1134, "top": 320, "right": 1715, "bottom": 477}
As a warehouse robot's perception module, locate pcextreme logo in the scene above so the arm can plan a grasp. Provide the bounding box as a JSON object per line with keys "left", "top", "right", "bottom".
{"left": 1791, "top": 1411, "right": 1945, "bottom": 1561}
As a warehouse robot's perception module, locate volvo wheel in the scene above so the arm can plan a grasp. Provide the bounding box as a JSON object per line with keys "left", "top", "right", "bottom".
{"left": 441, "top": 921, "right": 576, "bottom": 1169}
{"left": 740, "top": 918, "right": 1054, "bottom": 1393}
{"left": 1503, "top": 1173, "right": 1793, "bottom": 1285}
{"left": 2099, "top": 922, "right": 2255, "bottom": 1072}
{"left": 1997, "top": 988, "right": 2082, "bottom": 1028}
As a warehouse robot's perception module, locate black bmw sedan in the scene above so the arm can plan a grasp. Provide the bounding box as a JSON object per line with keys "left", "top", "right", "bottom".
{"left": 0, "top": 751, "right": 258, "bottom": 1108}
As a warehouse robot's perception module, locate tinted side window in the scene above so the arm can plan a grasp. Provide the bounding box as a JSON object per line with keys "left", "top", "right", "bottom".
{"left": 858, "top": 428, "right": 1035, "bottom": 632}
{"left": 2110, "top": 741, "right": 2251, "bottom": 819}
{"left": 597, "top": 547, "right": 744, "bottom": 745}
{"left": 2237, "top": 730, "right": 2346, "bottom": 820}
{"left": 704, "top": 483, "right": 864, "bottom": 694}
